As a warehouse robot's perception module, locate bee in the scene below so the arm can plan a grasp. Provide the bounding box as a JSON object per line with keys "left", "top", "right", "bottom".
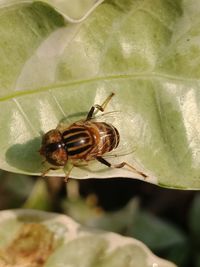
{"left": 39, "top": 93, "right": 147, "bottom": 180}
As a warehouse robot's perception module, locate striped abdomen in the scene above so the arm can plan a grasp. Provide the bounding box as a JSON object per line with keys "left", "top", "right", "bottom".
{"left": 88, "top": 122, "right": 120, "bottom": 157}
{"left": 61, "top": 121, "right": 120, "bottom": 160}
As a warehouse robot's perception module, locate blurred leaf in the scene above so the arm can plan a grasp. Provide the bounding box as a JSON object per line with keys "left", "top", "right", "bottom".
{"left": 3, "top": 172, "right": 34, "bottom": 198}
{"left": 127, "top": 211, "right": 189, "bottom": 266}
{"left": 63, "top": 197, "right": 103, "bottom": 225}
{"left": 66, "top": 197, "right": 188, "bottom": 266}
{"left": 189, "top": 193, "right": 200, "bottom": 267}
{"left": 85, "top": 198, "right": 138, "bottom": 233}
{"left": 195, "top": 253, "right": 200, "bottom": 267}
{"left": 0, "top": 171, "right": 34, "bottom": 209}
{"left": 189, "top": 194, "right": 200, "bottom": 243}
{"left": 0, "top": 209, "right": 176, "bottom": 267}
{"left": 23, "top": 179, "right": 51, "bottom": 210}
{"left": 0, "top": 0, "right": 200, "bottom": 189}
{"left": 128, "top": 212, "right": 186, "bottom": 250}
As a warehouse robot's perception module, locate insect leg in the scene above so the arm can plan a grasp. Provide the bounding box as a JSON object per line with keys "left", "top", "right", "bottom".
{"left": 96, "top": 156, "right": 147, "bottom": 179}
{"left": 41, "top": 167, "right": 59, "bottom": 177}
{"left": 63, "top": 162, "right": 74, "bottom": 182}
{"left": 86, "top": 92, "right": 115, "bottom": 120}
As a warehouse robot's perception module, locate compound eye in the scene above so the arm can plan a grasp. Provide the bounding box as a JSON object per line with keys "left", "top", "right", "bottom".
{"left": 45, "top": 143, "right": 68, "bottom": 166}
{"left": 45, "top": 142, "right": 63, "bottom": 154}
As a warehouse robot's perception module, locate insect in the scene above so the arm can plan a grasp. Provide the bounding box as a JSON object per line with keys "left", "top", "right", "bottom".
{"left": 39, "top": 93, "right": 147, "bottom": 181}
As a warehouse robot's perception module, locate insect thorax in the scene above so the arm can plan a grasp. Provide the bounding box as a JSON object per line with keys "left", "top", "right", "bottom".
{"left": 61, "top": 121, "right": 119, "bottom": 160}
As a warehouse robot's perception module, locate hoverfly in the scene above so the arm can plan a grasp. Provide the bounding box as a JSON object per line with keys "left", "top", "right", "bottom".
{"left": 39, "top": 93, "right": 147, "bottom": 180}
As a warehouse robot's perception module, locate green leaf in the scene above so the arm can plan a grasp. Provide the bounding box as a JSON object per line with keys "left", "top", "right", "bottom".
{"left": 22, "top": 179, "right": 52, "bottom": 210}
{"left": 0, "top": 0, "right": 103, "bottom": 22}
{"left": 0, "top": 0, "right": 200, "bottom": 188}
{"left": 127, "top": 212, "right": 186, "bottom": 251}
{"left": 71, "top": 197, "right": 189, "bottom": 266}
{"left": 0, "top": 171, "right": 34, "bottom": 209}
{"left": 0, "top": 209, "right": 176, "bottom": 267}
{"left": 126, "top": 212, "right": 189, "bottom": 266}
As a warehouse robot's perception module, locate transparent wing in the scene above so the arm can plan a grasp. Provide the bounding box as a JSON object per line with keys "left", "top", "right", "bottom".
{"left": 56, "top": 111, "right": 86, "bottom": 131}
{"left": 91, "top": 111, "right": 137, "bottom": 158}
{"left": 57, "top": 110, "right": 137, "bottom": 158}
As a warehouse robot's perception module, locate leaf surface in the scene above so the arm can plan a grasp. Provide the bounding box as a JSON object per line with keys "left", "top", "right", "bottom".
{"left": 0, "top": 0, "right": 103, "bottom": 22}
{"left": 0, "top": 0, "right": 200, "bottom": 188}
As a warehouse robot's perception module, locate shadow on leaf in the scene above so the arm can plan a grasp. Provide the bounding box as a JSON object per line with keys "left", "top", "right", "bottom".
{"left": 6, "top": 137, "right": 42, "bottom": 173}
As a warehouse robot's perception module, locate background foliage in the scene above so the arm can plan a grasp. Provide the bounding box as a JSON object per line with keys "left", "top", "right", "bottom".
{"left": 0, "top": 171, "right": 199, "bottom": 266}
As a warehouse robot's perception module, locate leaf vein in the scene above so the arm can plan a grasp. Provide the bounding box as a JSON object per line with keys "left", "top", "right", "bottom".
{"left": 12, "top": 98, "right": 40, "bottom": 136}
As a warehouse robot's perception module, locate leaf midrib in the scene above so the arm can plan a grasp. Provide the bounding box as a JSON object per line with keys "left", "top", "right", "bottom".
{"left": 0, "top": 72, "right": 199, "bottom": 102}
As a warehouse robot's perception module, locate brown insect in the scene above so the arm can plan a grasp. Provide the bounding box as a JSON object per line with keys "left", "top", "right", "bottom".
{"left": 39, "top": 93, "right": 147, "bottom": 180}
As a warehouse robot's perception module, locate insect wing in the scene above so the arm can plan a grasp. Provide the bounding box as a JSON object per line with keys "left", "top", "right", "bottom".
{"left": 92, "top": 111, "right": 136, "bottom": 158}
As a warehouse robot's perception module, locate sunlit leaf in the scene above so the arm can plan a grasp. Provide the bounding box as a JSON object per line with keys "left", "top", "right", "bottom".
{"left": 0, "top": 0, "right": 200, "bottom": 188}
{"left": 0, "top": 0, "right": 103, "bottom": 22}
